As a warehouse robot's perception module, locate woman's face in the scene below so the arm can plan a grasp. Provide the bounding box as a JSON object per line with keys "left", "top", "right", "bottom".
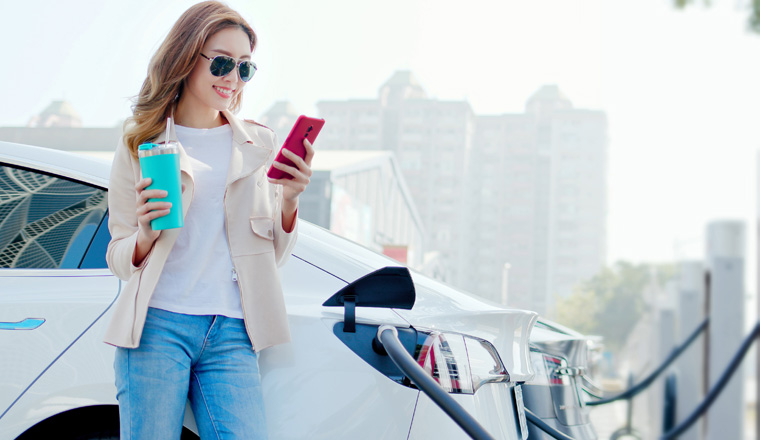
{"left": 182, "top": 27, "right": 252, "bottom": 115}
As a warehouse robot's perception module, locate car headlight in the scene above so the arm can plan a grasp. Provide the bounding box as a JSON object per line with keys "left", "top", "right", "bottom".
{"left": 414, "top": 330, "right": 509, "bottom": 394}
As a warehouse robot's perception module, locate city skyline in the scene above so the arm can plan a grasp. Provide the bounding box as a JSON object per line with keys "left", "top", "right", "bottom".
{"left": 311, "top": 72, "right": 607, "bottom": 314}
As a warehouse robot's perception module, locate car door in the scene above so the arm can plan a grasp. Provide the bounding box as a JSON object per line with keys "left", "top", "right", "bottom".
{"left": 0, "top": 163, "right": 119, "bottom": 419}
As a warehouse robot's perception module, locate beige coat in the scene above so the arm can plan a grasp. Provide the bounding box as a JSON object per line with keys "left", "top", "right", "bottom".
{"left": 104, "top": 110, "right": 296, "bottom": 350}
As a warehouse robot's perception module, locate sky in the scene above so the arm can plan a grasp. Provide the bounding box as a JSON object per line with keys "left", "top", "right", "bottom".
{"left": 1, "top": 0, "right": 758, "bottom": 275}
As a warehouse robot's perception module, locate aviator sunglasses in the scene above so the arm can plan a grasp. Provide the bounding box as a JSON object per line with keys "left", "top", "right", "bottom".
{"left": 199, "top": 53, "right": 257, "bottom": 82}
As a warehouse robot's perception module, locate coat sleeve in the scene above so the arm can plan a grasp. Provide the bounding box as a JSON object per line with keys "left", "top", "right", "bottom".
{"left": 268, "top": 129, "right": 298, "bottom": 266}
{"left": 106, "top": 138, "right": 150, "bottom": 280}
{"left": 272, "top": 183, "right": 298, "bottom": 267}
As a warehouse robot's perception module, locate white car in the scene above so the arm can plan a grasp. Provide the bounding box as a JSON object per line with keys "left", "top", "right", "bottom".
{"left": 0, "top": 142, "right": 544, "bottom": 439}
{"left": 524, "top": 322, "right": 601, "bottom": 439}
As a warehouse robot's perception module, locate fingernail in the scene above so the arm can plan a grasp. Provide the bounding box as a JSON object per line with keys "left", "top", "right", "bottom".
{"left": 162, "top": 191, "right": 168, "bottom": 196}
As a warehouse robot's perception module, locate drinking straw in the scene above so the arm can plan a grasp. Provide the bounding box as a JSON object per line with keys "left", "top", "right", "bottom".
{"left": 165, "top": 117, "right": 172, "bottom": 144}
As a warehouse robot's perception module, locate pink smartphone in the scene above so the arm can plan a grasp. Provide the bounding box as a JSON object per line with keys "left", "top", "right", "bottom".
{"left": 267, "top": 115, "right": 325, "bottom": 180}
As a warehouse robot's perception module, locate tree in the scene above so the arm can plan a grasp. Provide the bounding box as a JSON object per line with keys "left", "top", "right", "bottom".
{"left": 553, "top": 261, "right": 676, "bottom": 353}
{"left": 674, "top": 0, "right": 760, "bottom": 33}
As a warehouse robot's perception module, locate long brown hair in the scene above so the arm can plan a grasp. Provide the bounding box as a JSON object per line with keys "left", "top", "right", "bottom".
{"left": 123, "top": 1, "right": 256, "bottom": 158}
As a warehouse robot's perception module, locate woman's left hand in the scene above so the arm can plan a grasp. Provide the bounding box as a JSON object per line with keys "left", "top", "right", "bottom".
{"left": 267, "top": 138, "right": 315, "bottom": 202}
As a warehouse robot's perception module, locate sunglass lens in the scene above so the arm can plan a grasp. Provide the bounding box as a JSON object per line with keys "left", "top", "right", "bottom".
{"left": 239, "top": 62, "right": 255, "bottom": 82}
{"left": 210, "top": 56, "right": 235, "bottom": 77}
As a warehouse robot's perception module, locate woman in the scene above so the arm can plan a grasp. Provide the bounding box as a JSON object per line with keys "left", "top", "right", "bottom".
{"left": 104, "top": 2, "right": 312, "bottom": 438}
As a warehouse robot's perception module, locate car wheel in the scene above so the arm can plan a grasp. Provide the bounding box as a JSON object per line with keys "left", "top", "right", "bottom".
{"left": 16, "top": 413, "right": 198, "bottom": 440}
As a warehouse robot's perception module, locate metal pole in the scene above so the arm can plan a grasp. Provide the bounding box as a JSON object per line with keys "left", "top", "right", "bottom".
{"left": 705, "top": 221, "right": 746, "bottom": 440}
{"left": 675, "top": 260, "right": 705, "bottom": 440}
{"left": 501, "top": 262, "right": 511, "bottom": 306}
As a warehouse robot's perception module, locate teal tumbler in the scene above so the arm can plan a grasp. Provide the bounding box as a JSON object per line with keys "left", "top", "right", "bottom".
{"left": 138, "top": 142, "right": 183, "bottom": 230}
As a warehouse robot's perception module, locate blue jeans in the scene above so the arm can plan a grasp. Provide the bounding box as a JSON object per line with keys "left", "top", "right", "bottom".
{"left": 114, "top": 307, "right": 267, "bottom": 439}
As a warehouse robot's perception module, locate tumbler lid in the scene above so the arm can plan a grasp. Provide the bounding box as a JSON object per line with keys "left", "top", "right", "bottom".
{"left": 138, "top": 141, "right": 179, "bottom": 157}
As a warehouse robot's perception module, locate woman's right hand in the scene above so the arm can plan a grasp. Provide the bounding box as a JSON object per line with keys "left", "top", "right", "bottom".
{"left": 133, "top": 178, "right": 172, "bottom": 266}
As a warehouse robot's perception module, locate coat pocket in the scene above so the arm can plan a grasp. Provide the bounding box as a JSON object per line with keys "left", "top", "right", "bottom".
{"left": 229, "top": 217, "right": 275, "bottom": 257}
{"left": 250, "top": 217, "right": 275, "bottom": 241}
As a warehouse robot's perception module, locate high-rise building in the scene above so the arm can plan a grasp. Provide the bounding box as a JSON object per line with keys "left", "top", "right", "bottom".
{"left": 473, "top": 86, "right": 607, "bottom": 314}
{"left": 318, "top": 71, "right": 476, "bottom": 285}
{"left": 258, "top": 101, "right": 300, "bottom": 144}
{"left": 316, "top": 72, "right": 607, "bottom": 316}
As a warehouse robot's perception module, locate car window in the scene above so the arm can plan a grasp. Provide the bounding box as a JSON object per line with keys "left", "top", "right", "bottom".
{"left": 0, "top": 164, "right": 107, "bottom": 269}
{"left": 79, "top": 212, "right": 111, "bottom": 269}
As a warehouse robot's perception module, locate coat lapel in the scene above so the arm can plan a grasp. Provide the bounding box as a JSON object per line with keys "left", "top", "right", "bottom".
{"left": 223, "top": 110, "right": 273, "bottom": 187}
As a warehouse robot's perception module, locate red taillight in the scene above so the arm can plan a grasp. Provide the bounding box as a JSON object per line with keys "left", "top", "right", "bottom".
{"left": 415, "top": 330, "right": 509, "bottom": 394}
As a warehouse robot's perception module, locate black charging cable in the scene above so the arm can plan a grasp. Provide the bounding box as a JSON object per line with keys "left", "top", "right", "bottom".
{"left": 588, "top": 318, "right": 708, "bottom": 406}
{"left": 660, "top": 320, "right": 760, "bottom": 439}
{"left": 524, "top": 408, "right": 576, "bottom": 440}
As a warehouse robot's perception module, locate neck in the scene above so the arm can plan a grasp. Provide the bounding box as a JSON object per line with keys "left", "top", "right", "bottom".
{"left": 174, "top": 99, "right": 226, "bottom": 129}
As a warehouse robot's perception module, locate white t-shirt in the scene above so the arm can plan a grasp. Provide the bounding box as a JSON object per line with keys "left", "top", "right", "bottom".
{"left": 149, "top": 124, "right": 243, "bottom": 319}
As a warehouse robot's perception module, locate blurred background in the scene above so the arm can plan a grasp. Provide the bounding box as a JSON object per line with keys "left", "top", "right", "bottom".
{"left": 1, "top": 0, "right": 758, "bottom": 437}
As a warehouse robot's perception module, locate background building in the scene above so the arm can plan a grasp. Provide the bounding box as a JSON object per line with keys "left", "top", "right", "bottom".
{"left": 27, "top": 100, "right": 83, "bottom": 128}
{"left": 0, "top": 100, "right": 121, "bottom": 152}
{"left": 318, "top": 71, "right": 476, "bottom": 286}
{"left": 479, "top": 86, "right": 608, "bottom": 315}
{"left": 259, "top": 100, "right": 300, "bottom": 144}
{"left": 317, "top": 72, "right": 608, "bottom": 315}
{"left": 298, "top": 150, "right": 425, "bottom": 270}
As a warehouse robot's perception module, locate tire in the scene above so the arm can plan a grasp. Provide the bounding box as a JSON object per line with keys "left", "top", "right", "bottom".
{"left": 15, "top": 405, "right": 199, "bottom": 440}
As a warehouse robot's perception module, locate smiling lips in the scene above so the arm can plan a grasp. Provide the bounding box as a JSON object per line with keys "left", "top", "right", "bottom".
{"left": 213, "top": 86, "right": 234, "bottom": 98}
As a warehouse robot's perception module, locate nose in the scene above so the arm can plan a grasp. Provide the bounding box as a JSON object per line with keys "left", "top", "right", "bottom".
{"left": 223, "top": 66, "right": 240, "bottom": 85}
